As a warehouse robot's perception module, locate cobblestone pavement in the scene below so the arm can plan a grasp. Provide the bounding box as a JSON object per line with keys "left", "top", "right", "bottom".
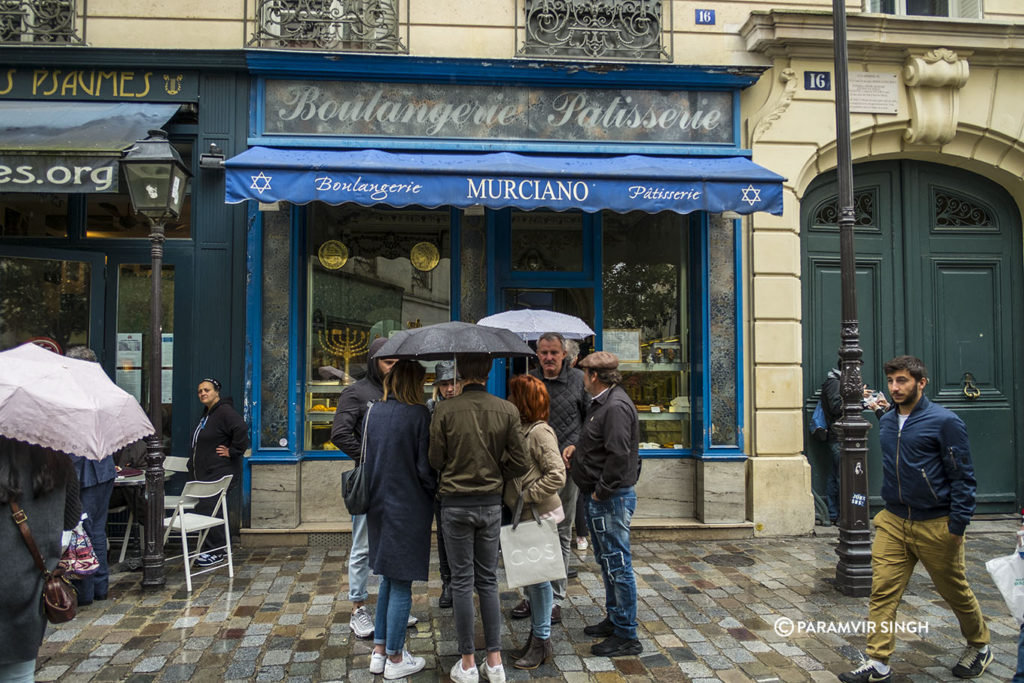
{"left": 36, "top": 524, "right": 1021, "bottom": 682}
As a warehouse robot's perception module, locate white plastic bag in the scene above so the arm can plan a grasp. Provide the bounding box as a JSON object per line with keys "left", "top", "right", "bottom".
{"left": 985, "top": 552, "right": 1024, "bottom": 626}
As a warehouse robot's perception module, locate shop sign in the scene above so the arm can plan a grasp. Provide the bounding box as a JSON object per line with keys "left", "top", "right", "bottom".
{"left": 264, "top": 80, "right": 734, "bottom": 146}
{"left": 0, "top": 155, "right": 118, "bottom": 193}
{"left": 0, "top": 67, "right": 198, "bottom": 102}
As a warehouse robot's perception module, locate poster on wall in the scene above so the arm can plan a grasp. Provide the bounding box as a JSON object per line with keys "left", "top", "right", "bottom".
{"left": 116, "top": 369, "right": 142, "bottom": 403}
{"left": 116, "top": 333, "right": 143, "bottom": 368}
{"left": 161, "top": 333, "right": 173, "bottom": 367}
{"left": 162, "top": 369, "right": 173, "bottom": 405}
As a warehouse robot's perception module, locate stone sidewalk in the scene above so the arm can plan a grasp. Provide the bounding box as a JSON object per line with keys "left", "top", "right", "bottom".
{"left": 36, "top": 524, "right": 1022, "bottom": 682}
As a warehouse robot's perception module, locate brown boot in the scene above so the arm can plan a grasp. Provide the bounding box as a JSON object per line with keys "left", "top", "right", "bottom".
{"left": 508, "top": 632, "right": 534, "bottom": 661}
{"left": 513, "top": 636, "right": 552, "bottom": 670}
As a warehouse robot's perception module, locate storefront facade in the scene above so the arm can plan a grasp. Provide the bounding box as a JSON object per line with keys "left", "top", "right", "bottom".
{"left": 741, "top": 10, "right": 1024, "bottom": 522}
{"left": 0, "top": 49, "right": 249, "bottom": 462}
{"left": 231, "top": 52, "right": 786, "bottom": 539}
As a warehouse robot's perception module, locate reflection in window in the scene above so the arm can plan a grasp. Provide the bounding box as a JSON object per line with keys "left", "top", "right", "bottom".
{"left": 0, "top": 193, "right": 68, "bottom": 237}
{"left": 708, "top": 214, "right": 737, "bottom": 446}
{"left": 115, "top": 264, "right": 174, "bottom": 447}
{"left": 603, "top": 211, "right": 690, "bottom": 449}
{"left": 510, "top": 210, "right": 583, "bottom": 272}
{"left": 304, "top": 204, "right": 450, "bottom": 450}
{"left": 260, "top": 210, "right": 291, "bottom": 449}
{"left": 0, "top": 255, "right": 89, "bottom": 350}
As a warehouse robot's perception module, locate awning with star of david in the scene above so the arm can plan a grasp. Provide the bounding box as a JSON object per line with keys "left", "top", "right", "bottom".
{"left": 224, "top": 147, "right": 784, "bottom": 215}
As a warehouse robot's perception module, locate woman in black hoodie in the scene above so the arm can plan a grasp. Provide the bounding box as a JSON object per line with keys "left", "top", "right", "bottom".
{"left": 189, "top": 378, "right": 249, "bottom": 567}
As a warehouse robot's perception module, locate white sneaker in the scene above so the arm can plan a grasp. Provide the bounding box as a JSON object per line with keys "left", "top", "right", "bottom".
{"left": 384, "top": 650, "right": 426, "bottom": 679}
{"left": 450, "top": 659, "right": 479, "bottom": 683}
{"left": 576, "top": 535, "right": 589, "bottom": 551}
{"left": 369, "top": 651, "right": 386, "bottom": 675}
{"left": 349, "top": 606, "right": 374, "bottom": 639}
{"left": 479, "top": 661, "right": 505, "bottom": 683}
{"left": 407, "top": 614, "right": 418, "bottom": 627}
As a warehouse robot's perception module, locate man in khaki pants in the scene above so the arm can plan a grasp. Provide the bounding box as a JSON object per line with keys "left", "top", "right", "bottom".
{"left": 839, "top": 356, "right": 991, "bottom": 683}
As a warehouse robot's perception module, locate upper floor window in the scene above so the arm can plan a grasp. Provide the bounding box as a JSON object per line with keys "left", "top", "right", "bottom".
{"left": 248, "top": 0, "right": 408, "bottom": 52}
{"left": 0, "top": 0, "right": 83, "bottom": 44}
{"left": 516, "top": 0, "right": 671, "bottom": 63}
{"left": 864, "top": 0, "right": 982, "bottom": 18}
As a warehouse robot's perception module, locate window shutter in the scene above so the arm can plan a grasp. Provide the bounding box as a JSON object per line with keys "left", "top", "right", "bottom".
{"left": 952, "top": 0, "right": 983, "bottom": 18}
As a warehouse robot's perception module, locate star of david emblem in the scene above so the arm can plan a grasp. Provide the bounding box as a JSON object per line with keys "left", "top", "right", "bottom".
{"left": 250, "top": 172, "right": 272, "bottom": 195}
{"left": 741, "top": 184, "right": 761, "bottom": 206}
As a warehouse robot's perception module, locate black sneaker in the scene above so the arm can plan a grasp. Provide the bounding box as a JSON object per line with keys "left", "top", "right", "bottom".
{"left": 590, "top": 635, "right": 642, "bottom": 657}
{"left": 583, "top": 617, "right": 615, "bottom": 637}
{"left": 951, "top": 646, "right": 993, "bottom": 678}
{"left": 194, "top": 552, "right": 225, "bottom": 568}
{"left": 837, "top": 660, "right": 892, "bottom": 683}
{"left": 438, "top": 583, "right": 452, "bottom": 609}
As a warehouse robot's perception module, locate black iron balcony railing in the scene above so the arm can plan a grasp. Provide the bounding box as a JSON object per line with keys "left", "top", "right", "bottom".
{"left": 248, "top": 0, "right": 407, "bottom": 53}
{"left": 0, "top": 0, "right": 84, "bottom": 45}
{"left": 516, "top": 0, "right": 670, "bottom": 63}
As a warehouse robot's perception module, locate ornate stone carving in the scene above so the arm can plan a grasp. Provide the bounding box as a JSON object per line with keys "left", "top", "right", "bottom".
{"left": 751, "top": 68, "right": 797, "bottom": 143}
{"left": 902, "top": 49, "right": 969, "bottom": 145}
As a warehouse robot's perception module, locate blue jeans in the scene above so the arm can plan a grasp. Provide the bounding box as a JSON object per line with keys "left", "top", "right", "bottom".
{"left": 524, "top": 581, "right": 553, "bottom": 639}
{"left": 71, "top": 480, "right": 114, "bottom": 603}
{"left": 826, "top": 439, "right": 841, "bottom": 523}
{"left": 586, "top": 487, "right": 638, "bottom": 640}
{"left": 441, "top": 504, "right": 502, "bottom": 654}
{"left": 348, "top": 514, "right": 370, "bottom": 603}
{"left": 1013, "top": 623, "right": 1024, "bottom": 683}
{"left": 373, "top": 576, "right": 412, "bottom": 655}
{"left": 0, "top": 659, "right": 35, "bottom": 682}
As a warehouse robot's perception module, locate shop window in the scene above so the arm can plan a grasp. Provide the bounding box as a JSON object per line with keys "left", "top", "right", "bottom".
{"left": 516, "top": 0, "right": 671, "bottom": 62}
{"left": 510, "top": 210, "right": 583, "bottom": 272}
{"left": 86, "top": 142, "right": 193, "bottom": 239}
{"left": 863, "top": 0, "right": 982, "bottom": 18}
{"left": 0, "top": 254, "right": 90, "bottom": 351}
{"left": 114, "top": 264, "right": 174, "bottom": 448}
{"left": 602, "top": 211, "right": 690, "bottom": 450}
{"left": 0, "top": 193, "right": 68, "bottom": 237}
{"left": 0, "top": 0, "right": 83, "bottom": 45}
{"left": 249, "top": 0, "right": 408, "bottom": 53}
{"left": 305, "top": 204, "right": 450, "bottom": 452}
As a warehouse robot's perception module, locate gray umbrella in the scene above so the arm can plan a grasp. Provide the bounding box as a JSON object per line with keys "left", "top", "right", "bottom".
{"left": 371, "top": 321, "right": 535, "bottom": 360}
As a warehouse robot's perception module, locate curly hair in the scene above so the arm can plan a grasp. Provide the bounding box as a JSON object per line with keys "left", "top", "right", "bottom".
{"left": 507, "top": 374, "right": 550, "bottom": 424}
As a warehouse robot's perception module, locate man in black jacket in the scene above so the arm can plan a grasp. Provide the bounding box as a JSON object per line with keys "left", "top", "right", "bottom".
{"left": 330, "top": 337, "right": 404, "bottom": 639}
{"left": 565, "top": 351, "right": 642, "bottom": 658}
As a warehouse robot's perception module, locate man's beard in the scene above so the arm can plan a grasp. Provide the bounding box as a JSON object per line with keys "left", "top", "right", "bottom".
{"left": 896, "top": 383, "right": 919, "bottom": 408}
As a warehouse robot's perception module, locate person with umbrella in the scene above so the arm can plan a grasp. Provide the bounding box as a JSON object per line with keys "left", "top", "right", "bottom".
{"left": 428, "top": 353, "right": 530, "bottom": 683}
{"left": 190, "top": 377, "right": 250, "bottom": 568}
{"left": 63, "top": 346, "right": 117, "bottom": 605}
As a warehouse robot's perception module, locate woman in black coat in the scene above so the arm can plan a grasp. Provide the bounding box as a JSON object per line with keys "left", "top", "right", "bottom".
{"left": 363, "top": 360, "right": 436, "bottom": 679}
{"left": 188, "top": 378, "right": 249, "bottom": 567}
{"left": 0, "top": 437, "right": 81, "bottom": 682}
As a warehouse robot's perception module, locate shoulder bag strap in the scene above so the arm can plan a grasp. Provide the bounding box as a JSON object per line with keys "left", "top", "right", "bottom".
{"left": 360, "top": 402, "right": 374, "bottom": 465}
{"left": 10, "top": 500, "right": 49, "bottom": 575}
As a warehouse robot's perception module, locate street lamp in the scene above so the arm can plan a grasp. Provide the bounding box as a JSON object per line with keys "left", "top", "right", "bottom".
{"left": 122, "top": 129, "right": 191, "bottom": 589}
{"left": 831, "top": 2, "right": 872, "bottom": 596}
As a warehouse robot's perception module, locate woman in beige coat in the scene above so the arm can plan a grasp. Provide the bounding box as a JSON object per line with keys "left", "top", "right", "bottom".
{"left": 504, "top": 374, "right": 566, "bottom": 670}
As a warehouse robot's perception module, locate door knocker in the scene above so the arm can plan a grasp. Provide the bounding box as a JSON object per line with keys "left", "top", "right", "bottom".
{"left": 961, "top": 372, "right": 981, "bottom": 400}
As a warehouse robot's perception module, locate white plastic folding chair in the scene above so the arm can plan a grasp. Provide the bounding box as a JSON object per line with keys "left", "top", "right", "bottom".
{"left": 162, "top": 456, "right": 195, "bottom": 512}
{"left": 163, "top": 474, "right": 234, "bottom": 592}
{"left": 107, "top": 501, "right": 136, "bottom": 563}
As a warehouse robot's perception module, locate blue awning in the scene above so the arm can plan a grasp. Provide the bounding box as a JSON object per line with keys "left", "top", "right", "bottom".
{"left": 225, "top": 147, "right": 784, "bottom": 215}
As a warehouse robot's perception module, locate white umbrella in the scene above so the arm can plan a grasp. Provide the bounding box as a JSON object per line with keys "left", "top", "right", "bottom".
{"left": 477, "top": 309, "right": 595, "bottom": 341}
{"left": 0, "top": 343, "right": 154, "bottom": 460}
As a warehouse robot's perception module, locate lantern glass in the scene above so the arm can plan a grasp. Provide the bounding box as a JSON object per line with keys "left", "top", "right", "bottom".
{"left": 121, "top": 130, "right": 191, "bottom": 222}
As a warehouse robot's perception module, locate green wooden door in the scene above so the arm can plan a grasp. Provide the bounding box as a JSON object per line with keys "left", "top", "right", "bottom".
{"left": 802, "top": 160, "right": 1023, "bottom": 512}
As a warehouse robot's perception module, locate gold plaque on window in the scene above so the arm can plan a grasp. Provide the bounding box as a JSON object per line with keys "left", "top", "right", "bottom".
{"left": 318, "top": 240, "right": 348, "bottom": 270}
{"left": 410, "top": 242, "right": 440, "bottom": 272}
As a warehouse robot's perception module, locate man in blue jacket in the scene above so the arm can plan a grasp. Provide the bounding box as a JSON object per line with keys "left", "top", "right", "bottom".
{"left": 840, "top": 356, "right": 991, "bottom": 682}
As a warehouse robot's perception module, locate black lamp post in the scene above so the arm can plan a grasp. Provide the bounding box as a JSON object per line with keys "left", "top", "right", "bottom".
{"left": 831, "top": 3, "right": 872, "bottom": 596}
{"left": 121, "top": 129, "right": 191, "bottom": 589}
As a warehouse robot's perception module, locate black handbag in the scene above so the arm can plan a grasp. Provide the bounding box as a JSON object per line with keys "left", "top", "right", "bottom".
{"left": 341, "top": 403, "right": 373, "bottom": 515}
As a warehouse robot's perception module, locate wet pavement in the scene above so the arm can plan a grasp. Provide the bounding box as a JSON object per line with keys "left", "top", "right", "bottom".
{"left": 37, "top": 521, "right": 1022, "bottom": 682}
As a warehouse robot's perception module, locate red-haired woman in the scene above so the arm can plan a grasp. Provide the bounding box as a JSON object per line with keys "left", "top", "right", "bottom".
{"left": 504, "top": 374, "right": 566, "bottom": 670}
